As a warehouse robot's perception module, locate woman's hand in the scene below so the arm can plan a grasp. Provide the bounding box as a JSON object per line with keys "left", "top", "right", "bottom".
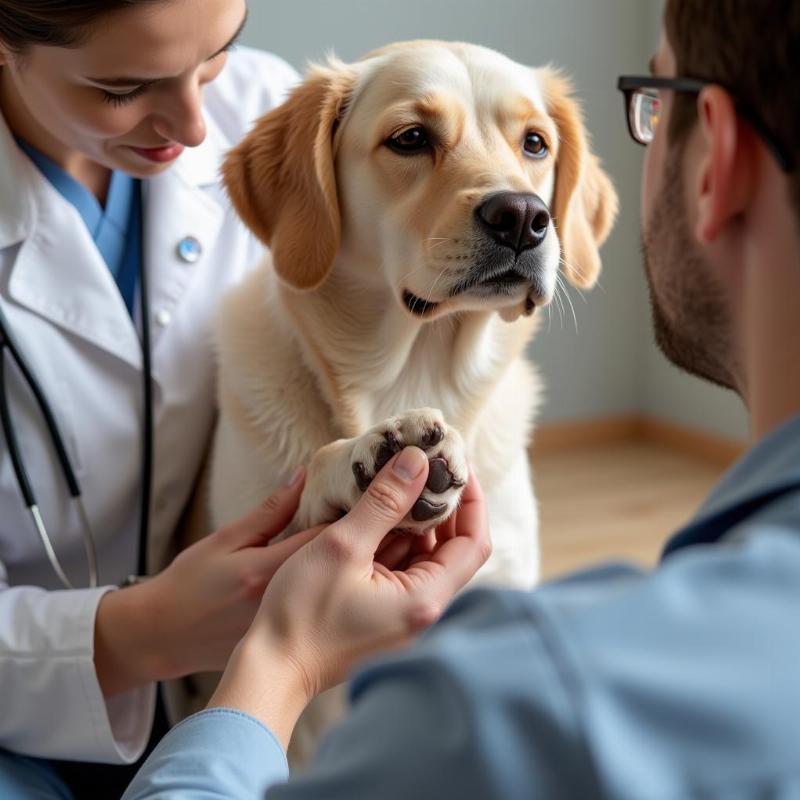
{"left": 94, "top": 468, "right": 323, "bottom": 696}
{"left": 209, "top": 447, "right": 492, "bottom": 747}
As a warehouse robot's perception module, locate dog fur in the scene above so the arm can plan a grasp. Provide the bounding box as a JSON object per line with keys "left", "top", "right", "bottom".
{"left": 206, "top": 40, "right": 618, "bottom": 761}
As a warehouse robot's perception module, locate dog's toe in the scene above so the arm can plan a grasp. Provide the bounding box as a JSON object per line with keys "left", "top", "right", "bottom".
{"left": 426, "top": 458, "right": 454, "bottom": 494}
{"left": 412, "top": 497, "right": 448, "bottom": 522}
{"left": 420, "top": 423, "right": 445, "bottom": 450}
{"left": 353, "top": 461, "right": 372, "bottom": 492}
{"left": 374, "top": 431, "right": 403, "bottom": 470}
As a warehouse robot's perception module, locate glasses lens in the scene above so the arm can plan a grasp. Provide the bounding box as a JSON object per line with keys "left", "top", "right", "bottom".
{"left": 630, "top": 89, "right": 660, "bottom": 144}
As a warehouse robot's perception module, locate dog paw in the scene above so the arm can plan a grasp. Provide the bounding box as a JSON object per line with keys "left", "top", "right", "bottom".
{"left": 350, "top": 408, "right": 468, "bottom": 533}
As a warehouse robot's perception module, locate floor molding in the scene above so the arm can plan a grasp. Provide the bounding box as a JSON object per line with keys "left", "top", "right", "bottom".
{"left": 532, "top": 415, "right": 747, "bottom": 468}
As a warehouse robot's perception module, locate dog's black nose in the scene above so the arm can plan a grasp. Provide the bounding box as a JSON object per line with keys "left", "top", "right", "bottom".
{"left": 475, "top": 192, "right": 550, "bottom": 252}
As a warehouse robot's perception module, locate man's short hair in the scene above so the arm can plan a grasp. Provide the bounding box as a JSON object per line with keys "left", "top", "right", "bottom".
{"left": 665, "top": 0, "right": 800, "bottom": 214}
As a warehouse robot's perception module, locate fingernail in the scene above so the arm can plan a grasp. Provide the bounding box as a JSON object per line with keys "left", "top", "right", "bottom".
{"left": 286, "top": 465, "right": 305, "bottom": 488}
{"left": 392, "top": 447, "right": 427, "bottom": 481}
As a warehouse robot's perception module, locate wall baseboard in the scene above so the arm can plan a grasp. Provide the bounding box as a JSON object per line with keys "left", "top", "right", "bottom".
{"left": 532, "top": 416, "right": 640, "bottom": 451}
{"left": 532, "top": 415, "right": 747, "bottom": 468}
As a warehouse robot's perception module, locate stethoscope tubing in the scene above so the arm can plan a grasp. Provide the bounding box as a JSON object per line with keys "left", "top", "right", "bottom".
{"left": 0, "top": 183, "right": 152, "bottom": 590}
{"left": 0, "top": 309, "right": 99, "bottom": 588}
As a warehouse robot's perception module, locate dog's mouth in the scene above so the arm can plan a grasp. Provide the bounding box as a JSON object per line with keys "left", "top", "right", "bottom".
{"left": 450, "top": 269, "right": 531, "bottom": 298}
{"left": 403, "top": 290, "right": 440, "bottom": 317}
{"left": 475, "top": 270, "right": 529, "bottom": 291}
{"left": 404, "top": 270, "right": 541, "bottom": 319}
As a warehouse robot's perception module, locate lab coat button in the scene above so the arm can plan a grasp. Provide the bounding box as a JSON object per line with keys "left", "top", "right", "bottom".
{"left": 155, "top": 310, "right": 172, "bottom": 327}
{"left": 176, "top": 236, "right": 202, "bottom": 264}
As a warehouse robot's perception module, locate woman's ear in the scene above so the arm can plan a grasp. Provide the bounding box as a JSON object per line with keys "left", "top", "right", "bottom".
{"left": 223, "top": 61, "right": 357, "bottom": 290}
{"left": 541, "top": 69, "right": 619, "bottom": 289}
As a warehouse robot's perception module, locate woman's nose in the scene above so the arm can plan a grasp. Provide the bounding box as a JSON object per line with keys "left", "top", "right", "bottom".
{"left": 153, "top": 85, "right": 207, "bottom": 147}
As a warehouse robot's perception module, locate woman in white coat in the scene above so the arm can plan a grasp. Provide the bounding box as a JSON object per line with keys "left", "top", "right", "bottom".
{"left": 0, "top": 1, "right": 312, "bottom": 796}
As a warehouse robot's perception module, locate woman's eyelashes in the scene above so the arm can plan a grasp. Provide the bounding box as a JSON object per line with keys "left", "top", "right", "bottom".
{"left": 97, "top": 44, "right": 236, "bottom": 107}
{"left": 100, "top": 85, "right": 149, "bottom": 106}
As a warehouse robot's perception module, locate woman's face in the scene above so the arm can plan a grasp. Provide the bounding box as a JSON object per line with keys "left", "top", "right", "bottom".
{"left": 0, "top": 0, "right": 247, "bottom": 177}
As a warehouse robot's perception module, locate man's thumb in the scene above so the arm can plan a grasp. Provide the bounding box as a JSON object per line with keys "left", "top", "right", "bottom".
{"left": 327, "top": 447, "right": 429, "bottom": 555}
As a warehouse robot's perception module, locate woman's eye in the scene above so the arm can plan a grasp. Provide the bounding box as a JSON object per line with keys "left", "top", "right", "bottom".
{"left": 523, "top": 132, "right": 549, "bottom": 159}
{"left": 387, "top": 126, "right": 431, "bottom": 155}
{"left": 100, "top": 85, "right": 148, "bottom": 107}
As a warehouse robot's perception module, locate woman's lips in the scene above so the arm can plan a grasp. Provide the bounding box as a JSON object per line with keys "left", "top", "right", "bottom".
{"left": 128, "top": 143, "right": 185, "bottom": 163}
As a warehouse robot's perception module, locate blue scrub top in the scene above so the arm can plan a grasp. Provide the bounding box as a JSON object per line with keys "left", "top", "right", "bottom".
{"left": 16, "top": 138, "right": 141, "bottom": 316}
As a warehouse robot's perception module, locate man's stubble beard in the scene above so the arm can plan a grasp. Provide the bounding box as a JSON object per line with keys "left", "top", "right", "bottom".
{"left": 642, "top": 153, "right": 737, "bottom": 391}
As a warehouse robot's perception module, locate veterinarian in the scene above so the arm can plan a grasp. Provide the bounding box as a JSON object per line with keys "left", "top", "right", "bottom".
{"left": 0, "top": 0, "right": 347, "bottom": 796}
{"left": 121, "top": 0, "right": 800, "bottom": 797}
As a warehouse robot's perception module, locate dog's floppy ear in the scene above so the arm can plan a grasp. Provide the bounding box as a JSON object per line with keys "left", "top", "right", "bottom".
{"left": 223, "top": 62, "right": 356, "bottom": 290}
{"left": 542, "top": 69, "right": 619, "bottom": 289}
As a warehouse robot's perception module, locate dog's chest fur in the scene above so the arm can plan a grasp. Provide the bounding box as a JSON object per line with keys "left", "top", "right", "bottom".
{"left": 212, "top": 262, "right": 540, "bottom": 524}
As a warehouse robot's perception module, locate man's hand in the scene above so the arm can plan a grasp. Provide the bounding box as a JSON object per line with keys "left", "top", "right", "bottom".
{"left": 209, "top": 447, "right": 492, "bottom": 747}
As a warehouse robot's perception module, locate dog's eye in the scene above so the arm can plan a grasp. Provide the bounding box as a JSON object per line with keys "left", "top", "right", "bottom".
{"left": 524, "top": 132, "right": 549, "bottom": 159}
{"left": 387, "top": 126, "right": 430, "bottom": 155}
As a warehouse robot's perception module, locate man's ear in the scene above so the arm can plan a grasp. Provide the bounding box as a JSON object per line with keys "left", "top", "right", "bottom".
{"left": 694, "top": 85, "right": 751, "bottom": 244}
{"left": 223, "top": 61, "right": 357, "bottom": 290}
{"left": 540, "top": 69, "right": 619, "bottom": 289}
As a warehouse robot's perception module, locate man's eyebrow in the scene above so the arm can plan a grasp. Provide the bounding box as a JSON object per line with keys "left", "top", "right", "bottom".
{"left": 86, "top": 9, "right": 248, "bottom": 87}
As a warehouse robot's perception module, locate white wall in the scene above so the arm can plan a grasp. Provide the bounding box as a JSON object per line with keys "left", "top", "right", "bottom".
{"left": 240, "top": 0, "right": 748, "bottom": 441}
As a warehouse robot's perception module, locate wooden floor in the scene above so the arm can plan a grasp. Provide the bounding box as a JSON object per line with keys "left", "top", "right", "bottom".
{"left": 531, "top": 440, "right": 727, "bottom": 581}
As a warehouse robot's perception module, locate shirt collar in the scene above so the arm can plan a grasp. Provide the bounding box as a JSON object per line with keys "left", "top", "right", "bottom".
{"left": 663, "top": 413, "right": 800, "bottom": 557}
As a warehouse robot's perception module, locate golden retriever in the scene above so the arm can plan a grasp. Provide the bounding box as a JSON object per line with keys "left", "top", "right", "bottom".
{"left": 206, "top": 39, "right": 617, "bottom": 760}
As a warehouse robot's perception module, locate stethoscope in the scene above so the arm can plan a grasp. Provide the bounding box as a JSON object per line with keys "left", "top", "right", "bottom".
{"left": 0, "top": 185, "right": 153, "bottom": 590}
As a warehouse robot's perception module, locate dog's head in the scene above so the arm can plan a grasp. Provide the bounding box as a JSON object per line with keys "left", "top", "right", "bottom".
{"left": 224, "top": 41, "right": 618, "bottom": 320}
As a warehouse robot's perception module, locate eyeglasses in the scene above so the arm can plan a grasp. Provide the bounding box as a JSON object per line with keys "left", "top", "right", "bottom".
{"left": 617, "top": 76, "right": 794, "bottom": 173}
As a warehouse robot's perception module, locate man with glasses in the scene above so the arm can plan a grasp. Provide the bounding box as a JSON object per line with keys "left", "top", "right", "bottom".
{"left": 124, "top": 2, "right": 800, "bottom": 797}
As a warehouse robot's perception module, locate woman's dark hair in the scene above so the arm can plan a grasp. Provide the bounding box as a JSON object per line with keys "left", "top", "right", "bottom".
{"left": 0, "top": 1, "right": 162, "bottom": 52}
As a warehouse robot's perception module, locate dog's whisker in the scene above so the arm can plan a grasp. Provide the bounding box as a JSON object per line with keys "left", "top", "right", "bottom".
{"left": 556, "top": 274, "right": 579, "bottom": 334}
{"left": 395, "top": 263, "right": 437, "bottom": 295}
{"left": 423, "top": 265, "right": 450, "bottom": 310}
{"left": 558, "top": 256, "right": 605, "bottom": 297}
{"left": 553, "top": 282, "right": 566, "bottom": 329}
{"left": 557, "top": 270, "right": 590, "bottom": 307}
{"left": 426, "top": 237, "right": 455, "bottom": 252}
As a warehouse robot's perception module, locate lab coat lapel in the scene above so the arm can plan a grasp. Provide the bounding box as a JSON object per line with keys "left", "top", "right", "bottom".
{"left": 142, "top": 119, "right": 225, "bottom": 352}
{"left": 6, "top": 163, "right": 145, "bottom": 370}
{"left": 2, "top": 111, "right": 226, "bottom": 371}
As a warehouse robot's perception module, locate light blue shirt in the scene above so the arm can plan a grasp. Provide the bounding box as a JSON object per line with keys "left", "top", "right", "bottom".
{"left": 124, "top": 413, "right": 800, "bottom": 800}
{"left": 16, "top": 139, "right": 141, "bottom": 315}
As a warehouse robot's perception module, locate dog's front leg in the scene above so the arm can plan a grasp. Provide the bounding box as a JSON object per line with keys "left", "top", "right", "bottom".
{"left": 280, "top": 408, "right": 469, "bottom": 541}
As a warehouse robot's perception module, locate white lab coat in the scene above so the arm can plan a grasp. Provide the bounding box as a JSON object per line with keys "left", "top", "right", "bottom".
{"left": 0, "top": 47, "right": 297, "bottom": 764}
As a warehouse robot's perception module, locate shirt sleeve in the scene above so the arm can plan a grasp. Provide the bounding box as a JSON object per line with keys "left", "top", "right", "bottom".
{"left": 121, "top": 709, "right": 288, "bottom": 800}
{"left": 122, "top": 589, "right": 601, "bottom": 800}
{"left": 114, "top": 511, "right": 800, "bottom": 798}
{"left": 0, "top": 571, "right": 156, "bottom": 763}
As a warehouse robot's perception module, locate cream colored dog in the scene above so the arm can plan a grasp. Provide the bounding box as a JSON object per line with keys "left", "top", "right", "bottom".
{"left": 208, "top": 40, "right": 617, "bottom": 759}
